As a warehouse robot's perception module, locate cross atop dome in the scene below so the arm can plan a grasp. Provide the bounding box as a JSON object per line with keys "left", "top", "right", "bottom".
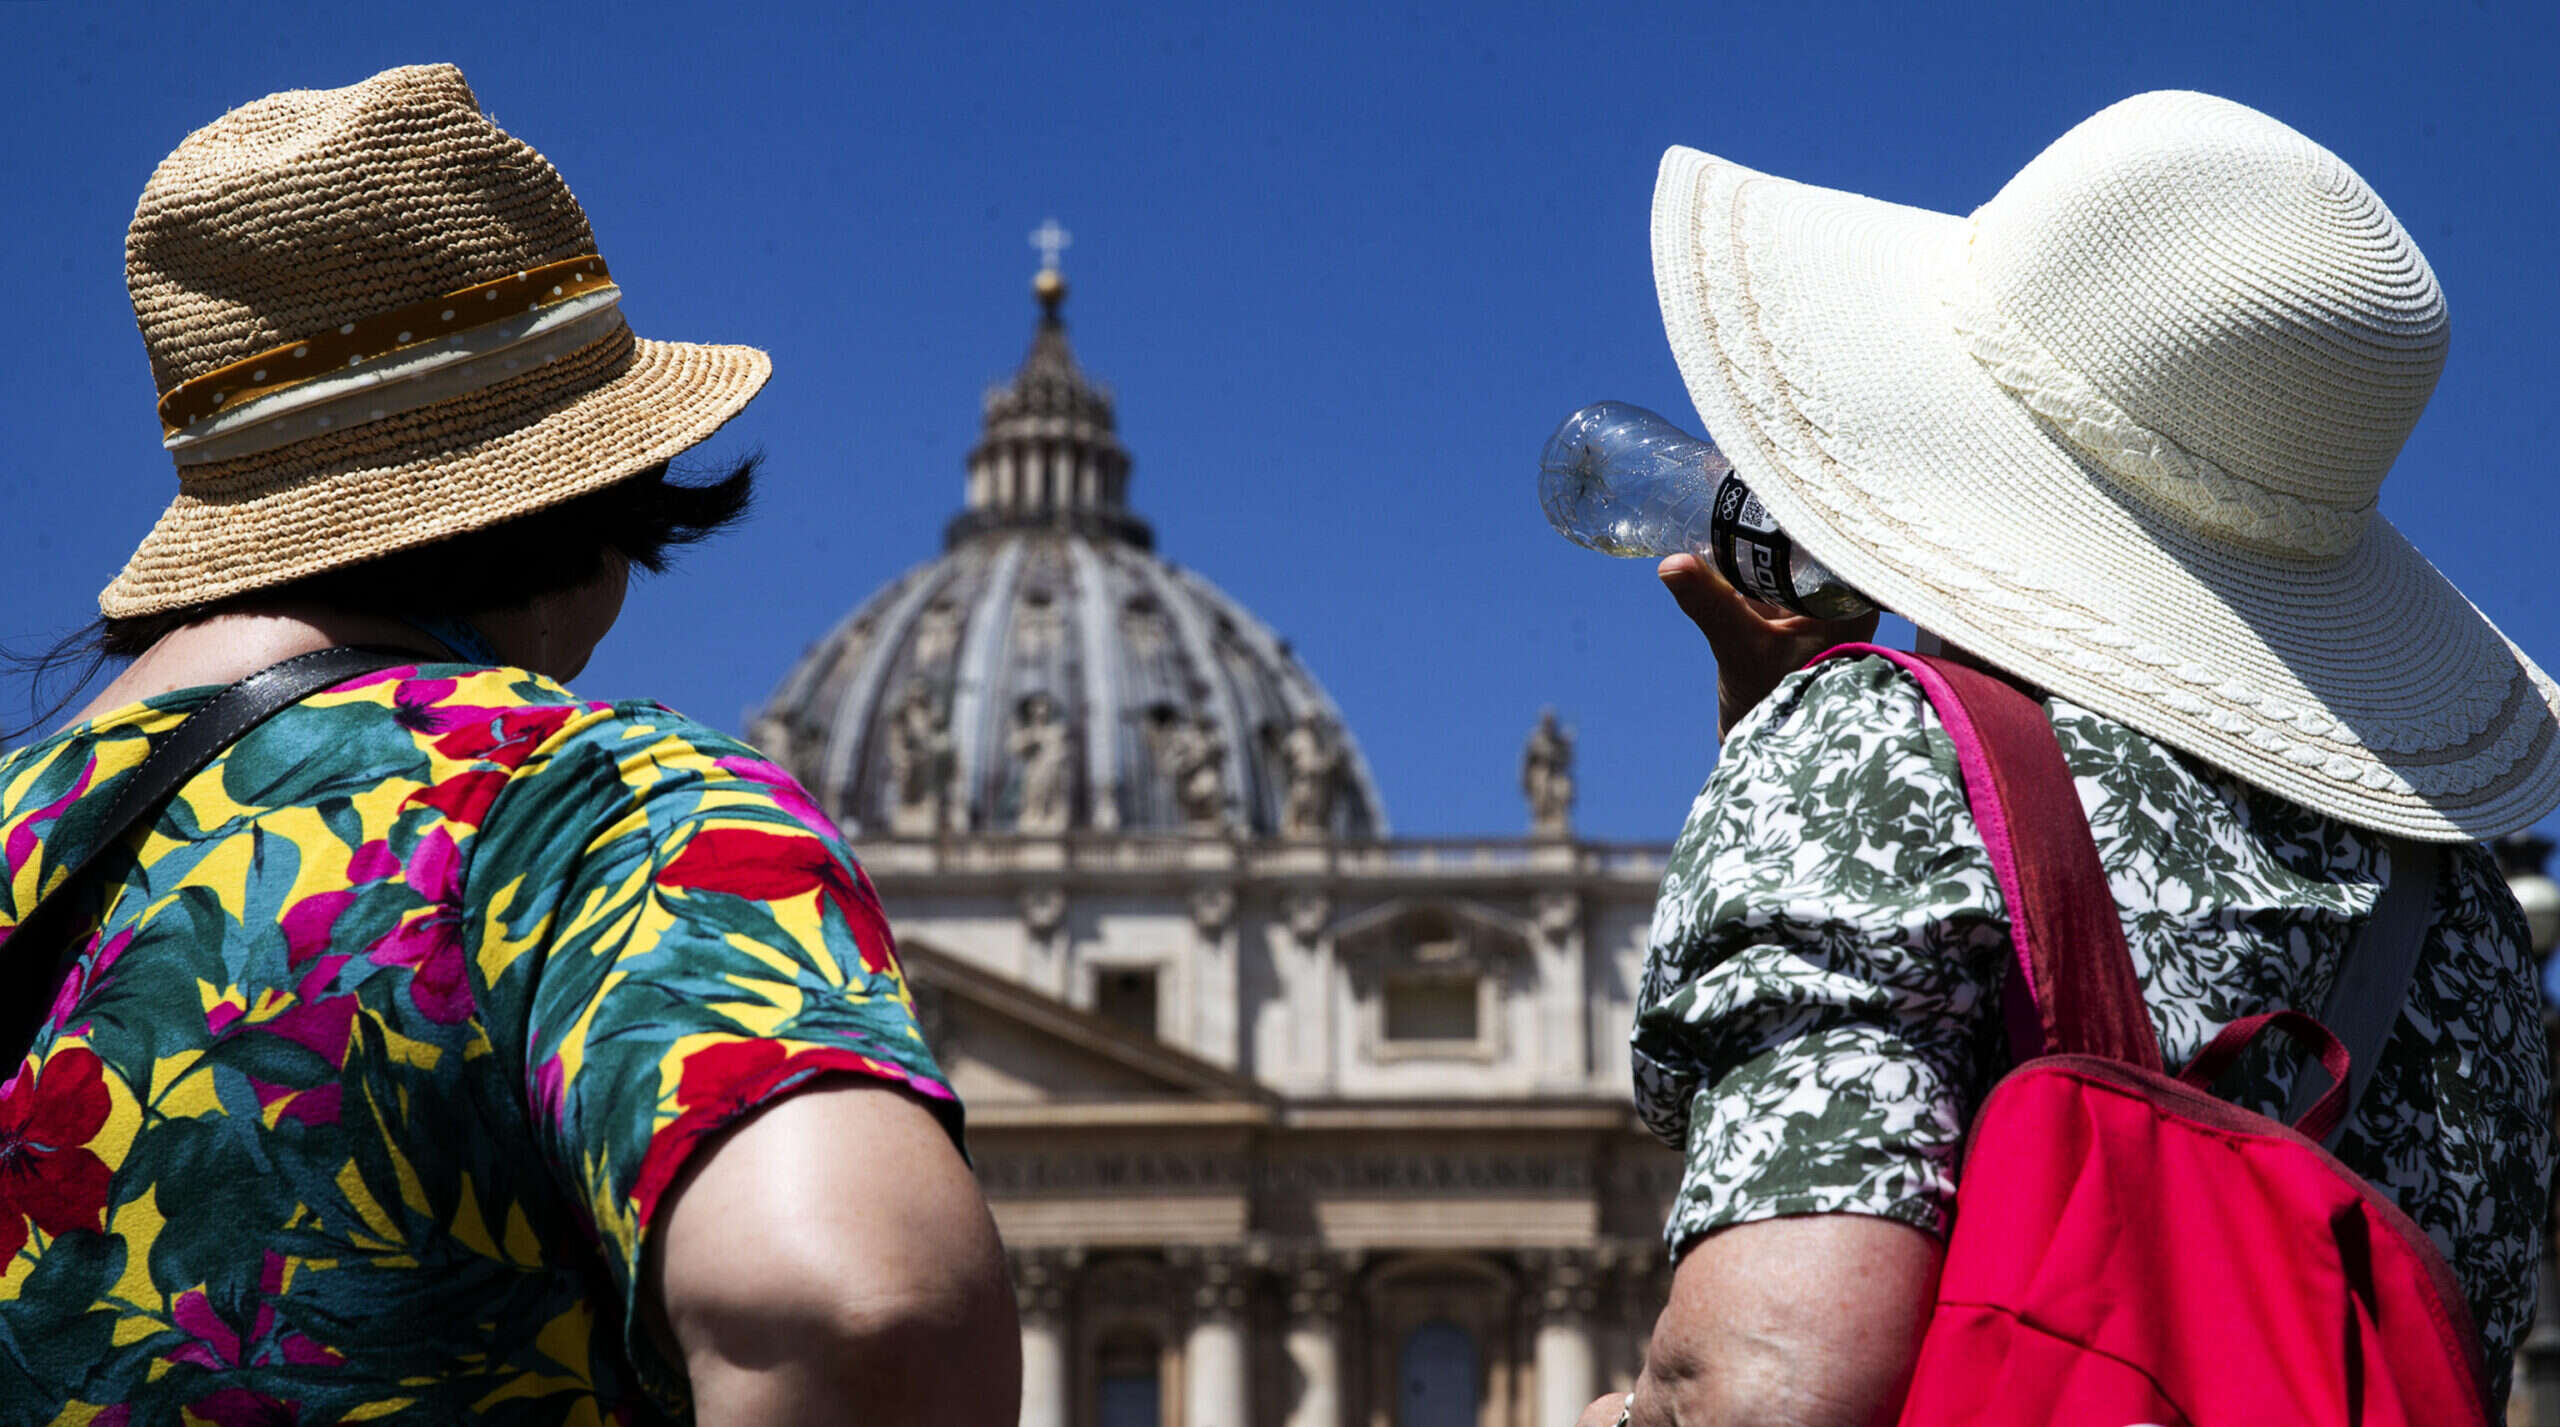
{"left": 1030, "top": 217, "right": 1071, "bottom": 318}
{"left": 1031, "top": 217, "right": 1072, "bottom": 272}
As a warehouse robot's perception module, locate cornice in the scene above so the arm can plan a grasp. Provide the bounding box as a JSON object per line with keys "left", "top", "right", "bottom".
{"left": 851, "top": 832, "right": 1668, "bottom": 897}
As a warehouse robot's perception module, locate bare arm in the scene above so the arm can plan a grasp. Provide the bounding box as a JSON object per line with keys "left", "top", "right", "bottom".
{"left": 649, "top": 1080, "right": 1020, "bottom": 1426}
{"left": 1577, "top": 1216, "right": 1940, "bottom": 1427}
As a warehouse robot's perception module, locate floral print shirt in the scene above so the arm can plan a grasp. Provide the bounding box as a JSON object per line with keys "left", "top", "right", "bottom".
{"left": 1634, "top": 654, "right": 2552, "bottom": 1404}
{"left": 0, "top": 664, "right": 957, "bottom": 1424}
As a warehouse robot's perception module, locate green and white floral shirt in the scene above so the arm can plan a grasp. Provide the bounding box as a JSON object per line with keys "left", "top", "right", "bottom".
{"left": 1634, "top": 654, "right": 2552, "bottom": 1401}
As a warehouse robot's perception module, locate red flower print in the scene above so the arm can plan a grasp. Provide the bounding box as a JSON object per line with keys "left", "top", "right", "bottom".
{"left": 432, "top": 704, "right": 577, "bottom": 765}
{"left": 404, "top": 768, "right": 509, "bottom": 827}
{"left": 631, "top": 1041, "right": 942, "bottom": 1229}
{"left": 0, "top": 1045, "right": 113, "bottom": 1262}
{"left": 655, "top": 828, "right": 894, "bottom": 973}
{"left": 674, "top": 1037, "right": 788, "bottom": 1111}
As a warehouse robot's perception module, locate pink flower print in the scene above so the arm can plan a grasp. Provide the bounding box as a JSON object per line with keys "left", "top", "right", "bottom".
{"left": 716, "top": 755, "right": 837, "bottom": 842}
{"left": 370, "top": 914, "right": 470, "bottom": 1024}
{"left": 204, "top": 998, "right": 244, "bottom": 1038}
{"left": 366, "top": 827, "right": 472, "bottom": 1024}
{"left": 171, "top": 1256, "right": 343, "bottom": 1391}
{"left": 253, "top": 995, "right": 359, "bottom": 1069}
{"left": 406, "top": 825, "right": 462, "bottom": 911}
{"left": 4, "top": 754, "right": 96, "bottom": 880}
{"left": 44, "top": 925, "right": 131, "bottom": 1036}
{"left": 345, "top": 839, "right": 400, "bottom": 885}
{"left": 531, "top": 1054, "right": 567, "bottom": 1128}
{"left": 279, "top": 890, "right": 356, "bottom": 969}
{"left": 383, "top": 677, "right": 475, "bottom": 735}
{"left": 168, "top": 1287, "right": 242, "bottom": 1369}
{"left": 334, "top": 664, "right": 415, "bottom": 695}
{"left": 248, "top": 1077, "right": 342, "bottom": 1129}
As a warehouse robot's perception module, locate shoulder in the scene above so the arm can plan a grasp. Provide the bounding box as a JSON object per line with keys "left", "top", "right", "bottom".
{"left": 1729, "top": 653, "right": 1939, "bottom": 750}
{"left": 1705, "top": 653, "right": 1955, "bottom": 810}
{"left": 362, "top": 669, "right": 824, "bottom": 850}
{"left": 1655, "top": 656, "right": 1974, "bottom": 941}
{"left": 352, "top": 666, "right": 770, "bottom": 786}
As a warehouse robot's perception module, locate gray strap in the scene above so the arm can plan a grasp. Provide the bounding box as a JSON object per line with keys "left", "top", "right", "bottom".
{"left": 2283, "top": 838, "right": 2439, "bottom": 1147}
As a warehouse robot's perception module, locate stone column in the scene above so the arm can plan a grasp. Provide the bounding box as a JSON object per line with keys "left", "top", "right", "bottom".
{"left": 1176, "top": 1247, "right": 1252, "bottom": 1427}
{"left": 1190, "top": 886, "right": 1241, "bottom": 1066}
{"left": 1013, "top": 1246, "right": 1077, "bottom": 1427}
{"left": 1275, "top": 891, "right": 1335, "bottom": 1093}
{"left": 1281, "top": 1250, "right": 1351, "bottom": 1427}
{"left": 1532, "top": 890, "right": 1589, "bottom": 1087}
{"left": 1528, "top": 1249, "right": 1600, "bottom": 1426}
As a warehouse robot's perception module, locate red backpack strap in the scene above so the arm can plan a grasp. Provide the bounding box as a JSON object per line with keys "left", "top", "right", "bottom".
{"left": 1811, "top": 643, "right": 2162, "bottom": 1071}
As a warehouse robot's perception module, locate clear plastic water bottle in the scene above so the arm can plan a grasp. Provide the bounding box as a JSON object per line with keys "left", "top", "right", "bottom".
{"left": 1538, "top": 401, "right": 1875, "bottom": 621}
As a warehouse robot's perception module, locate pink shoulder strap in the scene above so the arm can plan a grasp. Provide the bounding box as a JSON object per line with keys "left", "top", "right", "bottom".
{"left": 1813, "top": 644, "right": 2161, "bottom": 1070}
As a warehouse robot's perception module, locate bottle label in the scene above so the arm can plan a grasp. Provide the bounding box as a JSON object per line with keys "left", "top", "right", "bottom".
{"left": 1710, "top": 472, "right": 1808, "bottom": 615}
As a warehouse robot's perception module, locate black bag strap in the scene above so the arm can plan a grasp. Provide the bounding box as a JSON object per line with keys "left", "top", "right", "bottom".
{"left": 2281, "top": 838, "right": 2440, "bottom": 1148}
{"left": 0, "top": 645, "right": 419, "bottom": 1066}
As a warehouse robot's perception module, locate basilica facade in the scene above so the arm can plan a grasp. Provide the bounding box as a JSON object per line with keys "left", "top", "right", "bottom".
{"left": 750, "top": 264, "right": 1682, "bottom": 1427}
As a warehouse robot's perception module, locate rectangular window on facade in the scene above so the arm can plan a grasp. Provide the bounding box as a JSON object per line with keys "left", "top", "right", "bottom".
{"left": 1096, "top": 967, "right": 1160, "bottom": 1039}
{"left": 1382, "top": 974, "right": 1480, "bottom": 1043}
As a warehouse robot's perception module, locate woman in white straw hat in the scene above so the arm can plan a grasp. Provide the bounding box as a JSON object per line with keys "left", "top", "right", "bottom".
{"left": 0, "top": 65, "right": 1014, "bottom": 1423}
{"left": 1597, "top": 92, "right": 2560, "bottom": 1423}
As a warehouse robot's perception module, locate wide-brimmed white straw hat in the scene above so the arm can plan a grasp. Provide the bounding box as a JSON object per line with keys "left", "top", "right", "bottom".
{"left": 103, "top": 63, "right": 770, "bottom": 618}
{"left": 1654, "top": 90, "right": 2560, "bottom": 842}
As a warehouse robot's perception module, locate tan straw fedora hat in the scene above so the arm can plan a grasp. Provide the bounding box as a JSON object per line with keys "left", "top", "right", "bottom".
{"left": 1653, "top": 90, "right": 2560, "bottom": 842}
{"left": 103, "top": 62, "right": 771, "bottom": 618}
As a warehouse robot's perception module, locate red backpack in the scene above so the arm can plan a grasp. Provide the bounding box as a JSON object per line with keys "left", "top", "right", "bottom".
{"left": 1813, "top": 646, "right": 2494, "bottom": 1427}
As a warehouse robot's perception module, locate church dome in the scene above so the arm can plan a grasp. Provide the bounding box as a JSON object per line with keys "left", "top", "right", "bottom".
{"left": 753, "top": 263, "right": 1388, "bottom": 841}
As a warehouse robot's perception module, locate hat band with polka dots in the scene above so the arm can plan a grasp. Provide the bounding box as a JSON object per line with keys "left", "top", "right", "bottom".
{"left": 165, "top": 295, "right": 627, "bottom": 467}
{"left": 157, "top": 255, "right": 614, "bottom": 435}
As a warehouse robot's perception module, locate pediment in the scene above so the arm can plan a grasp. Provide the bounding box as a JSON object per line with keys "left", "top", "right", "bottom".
{"left": 899, "top": 941, "right": 1274, "bottom": 1111}
{"left": 1326, "top": 897, "right": 1530, "bottom": 948}
{"left": 1327, "top": 898, "right": 1532, "bottom": 987}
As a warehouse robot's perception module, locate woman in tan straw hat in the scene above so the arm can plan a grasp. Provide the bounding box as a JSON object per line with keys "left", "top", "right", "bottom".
{"left": 1593, "top": 92, "right": 2560, "bottom": 1423}
{"left": 0, "top": 65, "right": 1015, "bottom": 1423}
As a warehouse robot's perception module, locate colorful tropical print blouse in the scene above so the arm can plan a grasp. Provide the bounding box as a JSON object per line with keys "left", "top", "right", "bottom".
{"left": 1635, "top": 654, "right": 2552, "bottom": 1407}
{"left": 0, "top": 663, "right": 957, "bottom": 1424}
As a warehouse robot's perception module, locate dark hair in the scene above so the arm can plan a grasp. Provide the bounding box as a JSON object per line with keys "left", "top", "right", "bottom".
{"left": 7, "top": 453, "right": 759, "bottom": 737}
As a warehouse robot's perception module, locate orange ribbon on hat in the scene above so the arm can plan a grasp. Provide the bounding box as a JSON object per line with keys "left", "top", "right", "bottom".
{"left": 157, "top": 256, "right": 616, "bottom": 438}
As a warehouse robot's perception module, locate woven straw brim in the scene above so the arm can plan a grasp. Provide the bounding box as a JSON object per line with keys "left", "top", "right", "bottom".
{"left": 102, "top": 327, "right": 770, "bottom": 618}
{"left": 1654, "top": 146, "right": 2560, "bottom": 841}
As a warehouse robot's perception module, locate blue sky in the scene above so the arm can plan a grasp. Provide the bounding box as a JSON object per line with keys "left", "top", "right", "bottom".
{"left": 3, "top": 0, "right": 2555, "bottom": 848}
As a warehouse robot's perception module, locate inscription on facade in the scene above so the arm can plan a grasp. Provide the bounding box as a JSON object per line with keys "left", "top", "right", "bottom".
{"left": 976, "top": 1151, "right": 1592, "bottom": 1197}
